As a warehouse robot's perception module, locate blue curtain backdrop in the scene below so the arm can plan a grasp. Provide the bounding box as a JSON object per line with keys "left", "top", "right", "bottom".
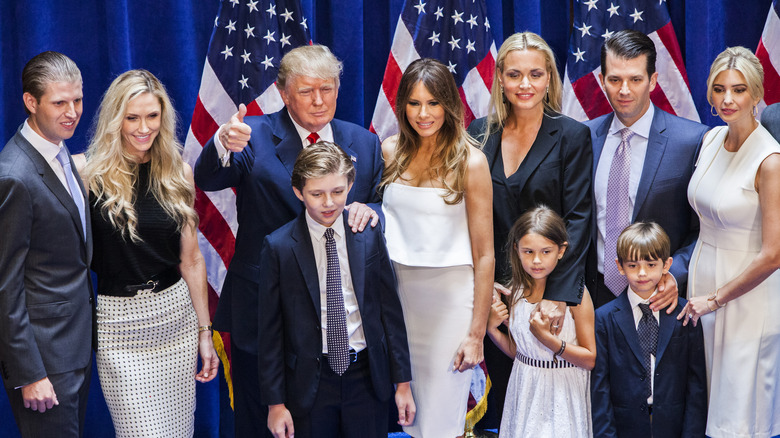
{"left": 0, "top": 0, "right": 773, "bottom": 436}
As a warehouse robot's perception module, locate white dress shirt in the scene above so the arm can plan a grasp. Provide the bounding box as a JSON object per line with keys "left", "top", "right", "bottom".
{"left": 304, "top": 211, "right": 366, "bottom": 354}
{"left": 214, "top": 114, "right": 333, "bottom": 166}
{"left": 594, "top": 105, "right": 655, "bottom": 272}
{"left": 20, "top": 120, "right": 72, "bottom": 194}
{"left": 627, "top": 288, "right": 659, "bottom": 405}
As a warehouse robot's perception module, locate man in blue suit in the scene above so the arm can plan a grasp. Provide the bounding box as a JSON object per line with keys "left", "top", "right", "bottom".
{"left": 258, "top": 142, "right": 413, "bottom": 438}
{"left": 585, "top": 30, "right": 709, "bottom": 309}
{"left": 194, "top": 44, "right": 383, "bottom": 437}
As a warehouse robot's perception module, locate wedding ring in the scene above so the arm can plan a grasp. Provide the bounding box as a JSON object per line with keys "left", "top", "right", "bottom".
{"left": 552, "top": 324, "right": 559, "bottom": 329}
{"left": 687, "top": 313, "right": 693, "bottom": 319}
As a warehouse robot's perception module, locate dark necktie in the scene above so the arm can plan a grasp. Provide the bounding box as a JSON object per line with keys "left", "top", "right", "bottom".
{"left": 307, "top": 132, "right": 320, "bottom": 145}
{"left": 637, "top": 303, "right": 658, "bottom": 399}
{"left": 604, "top": 128, "right": 635, "bottom": 295}
{"left": 55, "top": 147, "right": 87, "bottom": 241}
{"left": 324, "top": 228, "right": 349, "bottom": 375}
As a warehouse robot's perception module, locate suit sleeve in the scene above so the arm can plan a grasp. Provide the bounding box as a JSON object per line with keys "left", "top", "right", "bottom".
{"left": 591, "top": 311, "right": 619, "bottom": 438}
{"left": 193, "top": 133, "right": 256, "bottom": 191}
{"left": 0, "top": 176, "right": 47, "bottom": 389}
{"left": 376, "top": 231, "right": 412, "bottom": 383}
{"left": 544, "top": 123, "right": 593, "bottom": 304}
{"left": 682, "top": 320, "right": 708, "bottom": 437}
{"left": 257, "top": 236, "right": 286, "bottom": 406}
{"left": 667, "top": 125, "right": 708, "bottom": 287}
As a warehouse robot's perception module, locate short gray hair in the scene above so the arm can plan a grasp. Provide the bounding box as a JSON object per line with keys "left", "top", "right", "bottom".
{"left": 276, "top": 45, "right": 343, "bottom": 90}
{"left": 22, "top": 51, "right": 82, "bottom": 114}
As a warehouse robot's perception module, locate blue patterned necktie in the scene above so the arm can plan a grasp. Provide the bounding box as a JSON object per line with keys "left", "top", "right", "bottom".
{"left": 637, "top": 303, "right": 658, "bottom": 400}
{"left": 603, "top": 128, "right": 635, "bottom": 295}
{"left": 55, "top": 147, "right": 86, "bottom": 241}
{"left": 324, "top": 228, "right": 349, "bottom": 375}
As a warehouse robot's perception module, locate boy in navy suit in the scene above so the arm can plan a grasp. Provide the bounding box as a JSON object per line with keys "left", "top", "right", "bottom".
{"left": 592, "top": 222, "right": 707, "bottom": 437}
{"left": 257, "top": 141, "right": 414, "bottom": 438}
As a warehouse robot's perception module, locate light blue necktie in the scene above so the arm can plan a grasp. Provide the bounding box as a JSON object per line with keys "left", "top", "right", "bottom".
{"left": 55, "top": 147, "right": 87, "bottom": 241}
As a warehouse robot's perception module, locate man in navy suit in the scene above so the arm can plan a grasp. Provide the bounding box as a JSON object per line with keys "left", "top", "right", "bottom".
{"left": 0, "top": 51, "right": 93, "bottom": 438}
{"left": 585, "top": 30, "right": 709, "bottom": 309}
{"left": 194, "top": 45, "right": 383, "bottom": 437}
{"left": 258, "top": 142, "right": 413, "bottom": 438}
{"left": 592, "top": 222, "right": 706, "bottom": 437}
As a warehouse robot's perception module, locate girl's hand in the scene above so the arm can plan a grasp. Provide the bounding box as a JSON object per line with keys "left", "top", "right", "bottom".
{"left": 528, "top": 307, "right": 556, "bottom": 349}
{"left": 488, "top": 295, "right": 509, "bottom": 330}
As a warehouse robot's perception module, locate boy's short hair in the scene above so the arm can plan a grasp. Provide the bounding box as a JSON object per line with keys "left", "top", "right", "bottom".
{"left": 291, "top": 141, "right": 356, "bottom": 191}
{"left": 616, "top": 221, "right": 671, "bottom": 264}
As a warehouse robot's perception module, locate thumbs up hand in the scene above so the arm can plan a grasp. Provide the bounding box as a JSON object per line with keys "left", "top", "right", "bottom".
{"left": 219, "top": 103, "right": 252, "bottom": 153}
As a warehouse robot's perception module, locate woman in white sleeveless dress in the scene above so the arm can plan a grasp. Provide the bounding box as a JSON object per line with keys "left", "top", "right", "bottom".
{"left": 682, "top": 47, "right": 780, "bottom": 437}
{"left": 381, "top": 58, "right": 494, "bottom": 437}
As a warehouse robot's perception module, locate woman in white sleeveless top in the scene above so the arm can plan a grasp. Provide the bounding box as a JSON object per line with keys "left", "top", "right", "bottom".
{"left": 381, "top": 58, "right": 494, "bottom": 438}
{"left": 683, "top": 47, "right": 780, "bottom": 438}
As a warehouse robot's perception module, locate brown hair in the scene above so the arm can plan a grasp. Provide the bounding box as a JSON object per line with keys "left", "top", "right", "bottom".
{"left": 379, "top": 58, "right": 473, "bottom": 204}
{"left": 615, "top": 221, "right": 671, "bottom": 265}
{"left": 506, "top": 206, "right": 568, "bottom": 308}
{"left": 22, "top": 51, "right": 82, "bottom": 115}
{"left": 291, "top": 141, "right": 356, "bottom": 191}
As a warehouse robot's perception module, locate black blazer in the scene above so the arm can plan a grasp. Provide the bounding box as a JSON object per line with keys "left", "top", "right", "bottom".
{"left": 257, "top": 213, "right": 411, "bottom": 416}
{"left": 0, "top": 128, "right": 94, "bottom": 389}
{"left": 468, "top": 113, "right": 592, "bottom": 304}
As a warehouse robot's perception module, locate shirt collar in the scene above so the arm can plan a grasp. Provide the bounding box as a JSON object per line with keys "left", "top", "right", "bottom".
{"left": 609, "top": 104, "right": 654, "bottom": 140}
{"left": 627, "top": 287, "right": 657, "bottom": 309}
{"left": 288, "top": 113, "right": 333, "bottom": 147}
{"left": 21, "top": 119, "right": 65, "bottom": 163}
{"left": 305, "top": 210, "right": 345, "bottom": 242}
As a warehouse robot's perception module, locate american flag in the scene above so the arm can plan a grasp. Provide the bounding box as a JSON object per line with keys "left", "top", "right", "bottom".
{"left": 370, "top": 0, "right": 497, "bottom": 141}
{"left": 562, "top": 0, "right": 699, "bottom": 122}
{"left": 757, "top": 0, "right": 780, "bottom": 112}
{"left": 181, "top": 0, "right": 311, "bottom": 404}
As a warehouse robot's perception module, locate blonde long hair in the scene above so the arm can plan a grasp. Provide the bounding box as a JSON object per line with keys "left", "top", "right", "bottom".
{"left": 480, "top": 32, "right": 563, "bottom": 144}
{"left": 84, "top": 69, "right": 197, "bottom": 242}
{"left": 380, "top": 58, "right": 474, "bottom": 204}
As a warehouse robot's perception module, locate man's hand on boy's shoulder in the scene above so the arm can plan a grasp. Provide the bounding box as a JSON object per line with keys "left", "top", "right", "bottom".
{"left": 649, "top": 273, "right": 679, "bottom": 314}
{"left": 345, "top": 202, "right": 379, "bottom": 232}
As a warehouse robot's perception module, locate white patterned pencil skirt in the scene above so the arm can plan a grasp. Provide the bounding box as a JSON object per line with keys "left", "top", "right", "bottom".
{"left": 96, "top": 278, "right": 198, "bottom": 438}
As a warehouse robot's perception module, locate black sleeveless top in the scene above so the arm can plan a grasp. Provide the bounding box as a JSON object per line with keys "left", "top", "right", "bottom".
{"left": 90, "top": 161, "right": 181, "bottom": 294}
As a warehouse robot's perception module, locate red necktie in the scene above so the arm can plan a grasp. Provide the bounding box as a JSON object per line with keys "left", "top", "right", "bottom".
{"left": 307, "top": 132, "right": 320, "bottom": 145}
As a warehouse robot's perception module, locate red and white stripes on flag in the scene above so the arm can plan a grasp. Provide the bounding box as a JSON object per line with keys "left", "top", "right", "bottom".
{"left": 757, "top": 0, "right": 780, "bottom": 112}
{"left": 370, "top": 0, "right": 497, "bottom": 142}
{"left": 562, "top": 0, "right": 700, "bottom": 123}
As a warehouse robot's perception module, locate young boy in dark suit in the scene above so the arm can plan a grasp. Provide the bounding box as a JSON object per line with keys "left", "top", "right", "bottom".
{"left": 592, "top": 222, "right": 707, "bottom": 437}
{"left": 257, "top": 141, "right": 414, "bottom": 438}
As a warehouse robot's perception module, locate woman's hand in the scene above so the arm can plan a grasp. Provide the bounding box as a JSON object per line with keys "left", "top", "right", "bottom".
{"left": 452, "top": 334, "right": 483, "bottom": 372}
{"left": 528, "top": 306, "right": 558, "bottom": 351}
{"left": 677, "top": 296, "right": 714, "bottom": 327}
{"left": 196, "top": 331, "right": 219, "bottom": 382}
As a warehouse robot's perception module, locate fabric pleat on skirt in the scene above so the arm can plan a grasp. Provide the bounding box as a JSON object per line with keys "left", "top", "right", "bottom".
{"left": 96, "top": 278, "right": 198, "bottom": 438}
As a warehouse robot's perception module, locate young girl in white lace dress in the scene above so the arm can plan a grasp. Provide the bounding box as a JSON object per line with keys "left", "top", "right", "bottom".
{"left": 487, "top": 206, "right": 596, "bottom": 437}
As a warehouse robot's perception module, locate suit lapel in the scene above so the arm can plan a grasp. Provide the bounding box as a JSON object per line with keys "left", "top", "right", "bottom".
{"left": 290, "top": 215, "right": 322, "bottom": 314}
{"left": 655, "top": 307, "right": 676, "bottom": 366}
{"left": 343, "top": 215, "right": 365, "bottom": 310}
{"left": 509, "top": 115, "right": 559, "bottom": 193}
{"left": 613, "top": 292, "right": 647, "bottom": 367}
{"left": 633, "top": 107, "right": 667, "bottom": 220}
{"left": 273, "top": 109, "right": 304, "bottom": 178}
{"left": 14, "top": 133, "right": 86, "bottom": 243}
{"left": 592, "top": 113, "right": 613, "bottom": 176}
